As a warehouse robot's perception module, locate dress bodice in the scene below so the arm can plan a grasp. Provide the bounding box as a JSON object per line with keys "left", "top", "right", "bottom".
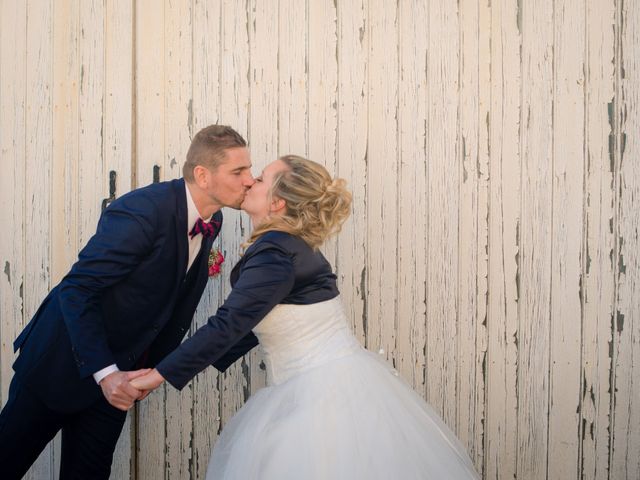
{"left": 252, "top": 296, "right": 361, "bottom": 385}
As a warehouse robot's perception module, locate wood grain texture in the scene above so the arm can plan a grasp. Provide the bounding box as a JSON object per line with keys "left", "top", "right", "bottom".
{"left": 134, "top": 1, "right": 166, "bottom": 477}
{"left": 308, "top": 0, "right": 338, "bottom": 268}
{"left": 23, "top": 0, "right": 56, "bottom": 477}
{"left": 366, "top": 0, "right": 398, "bottom": 373}
{"left": 0, "top": 2, "right": 638, "bottom": 479}
{"left": 580, "top": 2, "right": 617, "bottom": 478}
{"left": 547, "top": 0, "right": 585, "bottom": 478}
{"left": 457, "top": 0, "right": 489, "bottom": 469}
{"left": 336, "top": 0, "right": 368, "bottom": 346}
{"left": 425, "top": 0, "right": 460, "bottom": 430}
{"left": 163, "top": 1, "right": 194, "bottom": 478}
{"left": 518, "top": 1, "right": 554, "bottom": 478}
{"left": 190, "top": 3, "right": 223, "bottom": 477}
{"left": 611, "top": 0, "right": 640, "bottom": 477}
{"left": 105, "top": 2, "right": 135, "bottom": 477}
{"left": 486, "top": 1, "right": 521, "bottom": 478}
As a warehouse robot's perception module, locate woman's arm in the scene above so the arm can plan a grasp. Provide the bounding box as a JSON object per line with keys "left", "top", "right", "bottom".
{"left": 154, "top": 243, "right": 295, "bottom": 390}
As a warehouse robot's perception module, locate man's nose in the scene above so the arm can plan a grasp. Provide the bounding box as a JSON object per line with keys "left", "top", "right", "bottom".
{"left": 244, "top": 174, "right": 255, "bottom": 187}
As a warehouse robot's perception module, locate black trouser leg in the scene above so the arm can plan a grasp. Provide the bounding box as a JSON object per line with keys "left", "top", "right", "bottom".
{"left": 59, "top": 394, "right": 127, "bottom": 480}
{"left": 0, "top": 377, "right": 64, "bottom": 480}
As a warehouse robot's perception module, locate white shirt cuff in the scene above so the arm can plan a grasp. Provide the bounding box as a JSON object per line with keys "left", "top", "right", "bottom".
{"left": 93, "top": 364, "right": 120, "bottom": 384}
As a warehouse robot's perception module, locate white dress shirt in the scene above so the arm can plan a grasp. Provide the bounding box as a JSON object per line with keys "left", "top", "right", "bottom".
{"left": 93, "top": 182, "right": 212, "bottom": 384}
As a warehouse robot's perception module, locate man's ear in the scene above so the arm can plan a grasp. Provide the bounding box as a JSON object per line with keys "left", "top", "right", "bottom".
{"left": 192, "top": 165, "right": 208, "bottom": 187}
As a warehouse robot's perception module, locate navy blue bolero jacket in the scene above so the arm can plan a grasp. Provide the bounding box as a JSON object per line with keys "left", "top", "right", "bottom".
{"left": 157, "top": 231, "right": 339, "bottom": 390}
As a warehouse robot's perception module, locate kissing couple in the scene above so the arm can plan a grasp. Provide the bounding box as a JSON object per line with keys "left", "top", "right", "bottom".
{"left": 0, "top": 125, "right": 479, "bottom": 479}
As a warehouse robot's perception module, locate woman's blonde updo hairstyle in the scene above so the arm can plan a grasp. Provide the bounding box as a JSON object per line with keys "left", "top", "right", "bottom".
{"left": 246, "top": 155, "right": 352, "bottom": 249}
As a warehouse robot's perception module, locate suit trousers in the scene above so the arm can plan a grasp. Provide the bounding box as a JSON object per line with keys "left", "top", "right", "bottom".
{"left": 0, "top": 375, "right": 127, "bottom": 480}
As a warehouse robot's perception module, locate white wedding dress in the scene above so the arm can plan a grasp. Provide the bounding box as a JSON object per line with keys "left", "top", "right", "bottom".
{"left": 206, "top": 297, "right": 480, "bottom": 479}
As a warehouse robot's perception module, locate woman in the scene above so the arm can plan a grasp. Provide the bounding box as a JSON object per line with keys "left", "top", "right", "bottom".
{"left": 132, "top": 155, "right": 479, "bottom": 479}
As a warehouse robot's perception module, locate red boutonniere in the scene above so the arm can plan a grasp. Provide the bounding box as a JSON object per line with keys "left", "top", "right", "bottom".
{"left": 208, "top": 247, "right": 224, "bottom": 278}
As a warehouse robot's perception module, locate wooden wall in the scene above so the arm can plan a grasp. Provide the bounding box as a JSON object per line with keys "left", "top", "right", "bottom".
{"left": 0, "top": 1, "right": 638, "bottom": 478}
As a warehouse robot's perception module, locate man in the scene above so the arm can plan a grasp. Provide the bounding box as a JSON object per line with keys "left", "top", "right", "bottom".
{"left": 0, "top": 125, "right": 259, "bottom": 479}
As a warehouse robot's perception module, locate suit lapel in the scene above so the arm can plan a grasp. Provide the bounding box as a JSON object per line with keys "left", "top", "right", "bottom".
{"left": 173, "top": 178, "right": 189, "bottom": 281}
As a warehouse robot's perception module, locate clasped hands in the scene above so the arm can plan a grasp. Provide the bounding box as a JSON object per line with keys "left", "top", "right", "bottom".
{"left": 99, "top": 368, "right": 166, "bottom": 411}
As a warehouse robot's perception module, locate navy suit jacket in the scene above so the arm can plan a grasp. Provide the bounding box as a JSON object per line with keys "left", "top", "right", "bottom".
{"left": 157, "top": 231, "right": 339, "bottom": 390}
{"left": 12, "top": 178, "right": 253, "bottom": 412}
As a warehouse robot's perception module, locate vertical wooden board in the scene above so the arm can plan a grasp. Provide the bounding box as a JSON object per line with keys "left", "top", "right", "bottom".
{"left": 23, "top": 1, "right": 54, "bottom": 478}
{"left": 163, "top": 1, "right": 194, "bottom": 478}
{"left": 581, "top": 1, "right": 617, "bottom": 478}
{"left": 425, "top": 0, "right": 459, "bottom": 428}
{"left": 247, "top": 0, "right": 278, "bottom": 398}
{"left": 474, "top": 0, "right": 491, "bottom": 471}
{"left": 366, "top": 0, "right": 398, "bottom": 368}
{"left": 192, "top": 0, "right": 220, "bottom": 130}
{"left": 395, "top": 0, "right": 427, "bottom": 395}
{"left": 278, "top": 0, "right": 307, "bottom": 155}
{"left": 135, "top": 0, "right": 164, "bottom": 188}
{"left": 77, "top": 2, "right": 109, "bottom": 478}
{"left": 78, "top": 0, "right": 106, "bottom": 249}
{"left": 486, "top": 1, "right": 521, "bottom": 478}
{"left": 104, "top": 1, "right": 135, "bottom": 477}
{"left": 216, "top": 0, "right": 251, "bottom": 434}
{"left": 517, "top": 0, "right": 554, "bottom": 478}
{"left": 49, "top": 1, "right": 81, "bottom": 474}
{"left": 547, "top": 1, "right": 586, "bottom": 478}
{"left": 336, "top": 0, "right": 368, "bottom": 344}
{"left": 307, "top": 0, "right": 338, "bottom": 268}
{"left": 134, "top": 1, "right": 166, "bottom": 477}
{"left": 611, "top": 0, "right": 640, "bottom": 477}
{"left": 457, "top": 0, "right": 488, "bottom": 468}
{"left": 248, "top": 0, "right": 278, "bottom": 170}
{"left": 191, "top": 1, "right": 223, "bottom": 477}
{"left": 0, "top": 0, "right": 27, "bottom": 409}
{"left": 51, "top": 0, "right": 80, "bottom": 283}
{"left": 190, "top": 286, "right": 224, "bottom": 478}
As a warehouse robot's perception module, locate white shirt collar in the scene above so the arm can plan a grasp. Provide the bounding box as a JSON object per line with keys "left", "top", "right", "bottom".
{"left": 185, "top": 182, "right": 212, "bottom": 235}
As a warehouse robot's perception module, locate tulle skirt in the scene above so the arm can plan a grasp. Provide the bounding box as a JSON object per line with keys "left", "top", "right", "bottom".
{"left": 206, "top": 348, "right": 480, "bottom": 479}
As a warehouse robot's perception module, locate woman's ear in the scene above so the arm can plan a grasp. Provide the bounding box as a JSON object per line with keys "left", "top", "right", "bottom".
{"left": 270, "top": 197, "right": 286, "bottom": 214}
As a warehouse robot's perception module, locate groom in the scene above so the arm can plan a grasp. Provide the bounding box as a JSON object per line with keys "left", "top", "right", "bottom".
{"left": 0, "top": 125, "right": 259, "bottom": 479}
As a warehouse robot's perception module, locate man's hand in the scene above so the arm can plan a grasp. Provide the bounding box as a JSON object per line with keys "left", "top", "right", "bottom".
{"left": 99, "top": 369, "right": 151, "bottom": 411}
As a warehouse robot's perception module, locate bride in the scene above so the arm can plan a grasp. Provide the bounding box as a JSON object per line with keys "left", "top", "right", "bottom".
{"left": 131, "top": 155, "right": 479, "bottom": 479}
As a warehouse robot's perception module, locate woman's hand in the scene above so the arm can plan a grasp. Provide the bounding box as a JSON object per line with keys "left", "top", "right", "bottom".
{"left": 129, "top": 368, "right": 166, "bottom": 392}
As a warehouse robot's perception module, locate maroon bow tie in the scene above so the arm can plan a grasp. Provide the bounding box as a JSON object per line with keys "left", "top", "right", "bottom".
{"left": 189, "top": 218, "right": 220, "bottom": 239}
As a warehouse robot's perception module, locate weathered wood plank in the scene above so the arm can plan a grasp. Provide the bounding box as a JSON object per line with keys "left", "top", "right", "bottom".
{"left": 0, "top": 0, "right": 27, "bottom": 409}
{"left": 246, "top": 0, "right": 278, "bottom": 403}
{"left": 486, "top": 0, "right": 521, "bottom": 477}
{"left": 517, "top": 0, "right": 554, "bottom": 478}
{"left": 366, "top": 0, "right": 398, "bottom": 370}
{"left": 611, "top": 0, "right": 640, "bottom": 477}
{"left": 216, "top": 0, "right": 251, "bottom": 443}
{"left": 50, "top": 1, "right": 81, "bottom": 475}
{"left": 103, "top": 2, "right": 135, "bottom": 477}
{"left": 163, "top": 1, "right": 195, "bottom": 478}
{"left": 278, "top": 0, "right": 306, "bottom": 156}
{"left": 457, "top": 0, "right": 489, "bottom": 470}
{"left": 134, "top": 0, "right": 164, "bottom": 188}
{"left": 24, "top": 0, "right": 55, "bottom": 477}
{"left": 336, "top": 0, "right": 368, "bottom": 344}
{"left": 308, "top": 0, "right": 338, "bottom": 267}
{"left": 51, "top": 0, "right": 80, "bottom": 283}
{"left": 190, "top": 2, "right": 223, "bottom": 477}
{"left": 134, "top": 0, "right": 166, "bottom": 477}
{"left": 580, "top": 2, "right": 617, "bottom": 478}
{"left": 425, "top": 0, "right": 460, "bottom": 429}
{"left": 547, "top": 0, "right": 586, "bottom": 478}
{"left": 395, "top": 0, "right": 427, "bottom": 399}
